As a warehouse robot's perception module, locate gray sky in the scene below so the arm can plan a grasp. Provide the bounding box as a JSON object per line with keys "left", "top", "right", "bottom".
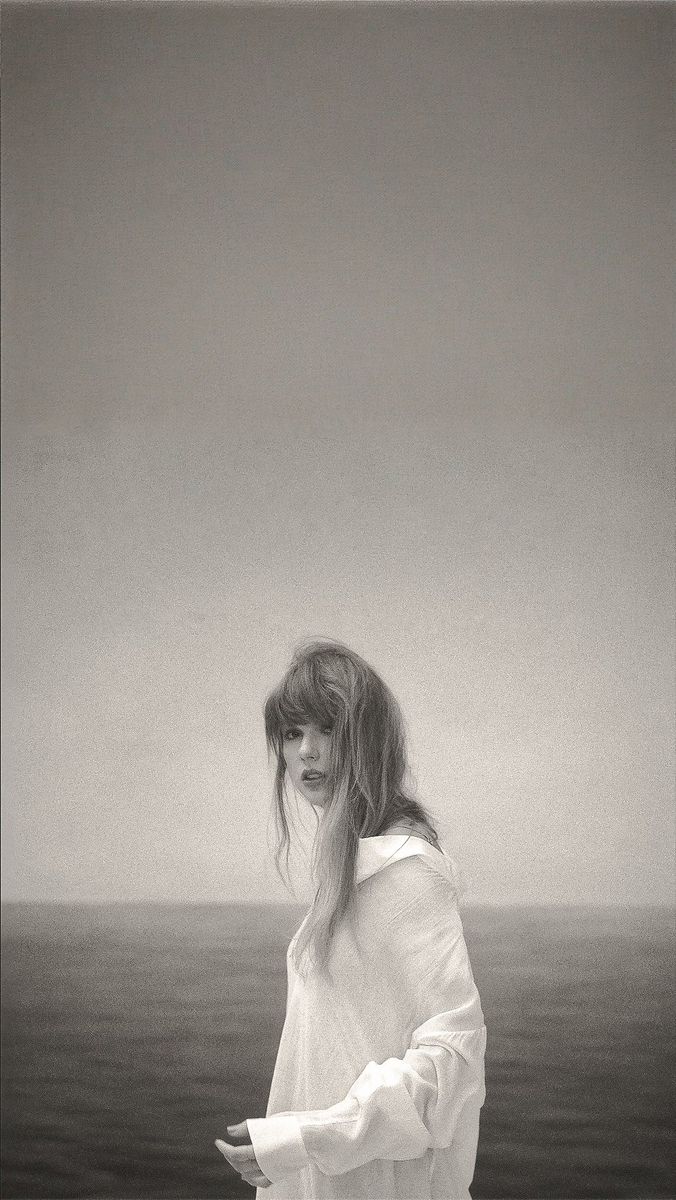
{"left": 2, "top": 1, "right": 673, "bottom": 906}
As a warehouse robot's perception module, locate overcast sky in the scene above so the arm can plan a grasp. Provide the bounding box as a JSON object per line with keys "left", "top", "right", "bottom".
{"left": 2, "top": 1, "right": 673, "bottom": 906}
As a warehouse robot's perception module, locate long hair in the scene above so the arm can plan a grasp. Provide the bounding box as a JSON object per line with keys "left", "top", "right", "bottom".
{"left": 263, "top": 638, "right": 441, "bottom": 980}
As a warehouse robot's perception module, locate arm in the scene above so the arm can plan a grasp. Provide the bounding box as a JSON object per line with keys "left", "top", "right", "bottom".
{"left": 247, "top": 858, "right": 487, "bottom": 1183}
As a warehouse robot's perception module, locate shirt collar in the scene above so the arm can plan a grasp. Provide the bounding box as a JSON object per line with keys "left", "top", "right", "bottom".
{"left": 356, "top": 834, "right": 464, "bottom": 896}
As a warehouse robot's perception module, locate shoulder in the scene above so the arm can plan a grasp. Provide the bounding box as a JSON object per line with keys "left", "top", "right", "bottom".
{"left": 367, "top": 849, "right": 451, "bottom": 890}
{"left": 354, "top": 854, "right": 464, "bottom": 961}
{"left": 359, "top": 849, "right": 458, "bottom": 919}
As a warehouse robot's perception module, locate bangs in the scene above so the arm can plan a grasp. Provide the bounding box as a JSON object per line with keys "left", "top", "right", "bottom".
{"left": 265, "top": 657, "right": 340, "bottom": 742}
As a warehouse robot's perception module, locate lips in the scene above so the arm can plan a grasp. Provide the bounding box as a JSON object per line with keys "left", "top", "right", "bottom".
{"left": 302, "top": 771, "right": 325, "bottom": 781}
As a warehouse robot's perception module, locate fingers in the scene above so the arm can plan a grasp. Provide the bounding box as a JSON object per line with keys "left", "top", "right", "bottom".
{"left": 215, "top": 1138, "right": 258, "bottom": 1170}
{"left": 215, "top": 1138, "right": 272, "bottom": 1187}
{"left": 226, "top": 1120, "right": 249, "bottom": 1138}
{"left": 241, "top": 1171, "right": 272, "bottom": 1188}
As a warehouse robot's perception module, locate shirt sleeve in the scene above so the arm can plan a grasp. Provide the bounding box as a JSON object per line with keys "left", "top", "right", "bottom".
{"left": 247, "top": 856, "right": 487, "bottom": 1184}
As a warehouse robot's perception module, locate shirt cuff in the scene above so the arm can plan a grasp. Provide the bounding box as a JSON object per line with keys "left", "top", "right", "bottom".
{"left": 248, "top": 1112, "right": 311, "bottom": 1183}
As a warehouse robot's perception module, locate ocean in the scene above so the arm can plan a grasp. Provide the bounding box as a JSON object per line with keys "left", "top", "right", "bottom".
{"left": 1, "top": 903, "right": 674, "bottom": 1200}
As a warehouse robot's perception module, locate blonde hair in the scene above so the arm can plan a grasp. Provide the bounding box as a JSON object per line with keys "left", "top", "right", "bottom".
{"left": 264, "top": 638, "right": 441, "bottom": 979}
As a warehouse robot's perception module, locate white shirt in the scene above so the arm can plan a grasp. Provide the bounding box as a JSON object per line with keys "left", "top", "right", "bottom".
{"left": 247, "top": 835, "right": 487, "bottom": 1199}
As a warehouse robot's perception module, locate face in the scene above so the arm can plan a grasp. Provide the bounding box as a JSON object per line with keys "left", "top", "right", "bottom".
{"left": 282, "top": 719, "right": 333, "bottom": 806}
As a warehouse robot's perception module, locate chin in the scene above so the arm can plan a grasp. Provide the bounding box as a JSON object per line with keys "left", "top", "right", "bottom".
{"left": 303, "top": 789, "right": 327, "bottom": 807}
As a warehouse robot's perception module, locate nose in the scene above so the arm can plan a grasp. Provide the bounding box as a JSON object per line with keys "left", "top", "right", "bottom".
{"left": 299, "top": 731, "right": 320, "bottom": 760}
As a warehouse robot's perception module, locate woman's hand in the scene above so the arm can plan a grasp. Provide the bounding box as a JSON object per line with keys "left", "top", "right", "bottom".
{"left": 215, "top": 1121, "right": 272, "bottom": 1189}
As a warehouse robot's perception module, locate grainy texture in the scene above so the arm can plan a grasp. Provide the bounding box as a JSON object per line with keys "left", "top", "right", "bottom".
{"left": 247, "top": 837, "right": 486, "bottom": 1198}
{"left": 1, "top": 899, "right": 674, "bottom": 1198}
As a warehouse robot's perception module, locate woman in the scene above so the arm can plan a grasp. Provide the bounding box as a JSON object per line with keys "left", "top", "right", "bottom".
{"left": 216, "top": 639, "right": 487, "bottom": 1199}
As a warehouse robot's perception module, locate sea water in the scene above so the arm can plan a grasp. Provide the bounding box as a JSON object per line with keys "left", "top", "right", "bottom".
{"left": 1, "top": 903, "right": 674, "bottom": 1199}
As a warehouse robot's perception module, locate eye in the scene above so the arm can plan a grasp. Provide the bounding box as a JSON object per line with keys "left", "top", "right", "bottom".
{"left": 283, "top": 728, "right": 300, "bottom": 742}
{"left": 321, "top": 725, "right": 333, "bottom": 735}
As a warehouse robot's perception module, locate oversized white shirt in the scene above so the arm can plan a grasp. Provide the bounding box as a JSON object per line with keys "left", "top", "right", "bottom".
{"left": 247, "top": 834, "right": 487, "bottom": 1200}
